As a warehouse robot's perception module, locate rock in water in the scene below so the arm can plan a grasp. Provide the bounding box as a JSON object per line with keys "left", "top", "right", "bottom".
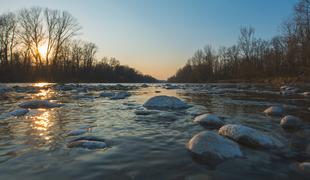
{"left": 187, "top": 131, "right": 243, "bottom": 165}
{"left": 299, "top": 162, "right": 310, "bottom": 173}
{"left": 143, "top": 95, "right": 189, "bottom": 110}
{"left": 110, "top": 92, "right": 130, "bottom": 100}
{"left": 9, "top": 109, "right": 29, "bottom": 116}
{"left": 194, "top": 114, "right": 224, "bottom": 129}
{"left": 264, "top": 106, "right": 284, "bottom": 116}
{"left": 67, "top": 140, "right": 107, "bottom": 149}
{"left": 280, "top": 115, "right": 302, "bottom": 130}
{"left": 19, "top": 100, "right": 63, "bottom": 109}
{"left": 134, "top": 109, "right": 160, "bottom": 115}
{"left": 66, "top": 129, "right": 87, "bottom": 136}
{"left": 99, "top": 91, "right": 114, "bottom": 97}
{"left": 218, "top": 124, "right": 283, "bottom": 149}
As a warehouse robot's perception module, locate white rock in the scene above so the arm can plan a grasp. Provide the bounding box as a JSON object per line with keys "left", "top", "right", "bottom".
{"left": 187, "top": 131, "right": 243, "bottom": 164}
{"left": 219, "top": 124, "right": 283, "bottom": 148}
{"left": 67, "top": 140, "right": 107, "bottom": 149}
{"left": 66, "top": 129, "right": 87, "bottom": 136}
{"left": 299, "top": 162, "right": 310, "bottom": 173}
{"left": 9, "top": 109, "right": 29, "bottom": 116}
{"left": 194, "top": 114, "right": 224, "bottom": 128}
{"left": 143, "top": 95, "right": 189, "bottom": 110}
{"left": 19, "top": 100, "right": 63, "bottom": 109}
{"left": 280, "top": 115, "right": 302, "bottom": 130}
{"left": 110, "top": 92, "right": 130, "bottom": 100}
{"left": 264, "top": 106, "right": 284, "bottom": 116}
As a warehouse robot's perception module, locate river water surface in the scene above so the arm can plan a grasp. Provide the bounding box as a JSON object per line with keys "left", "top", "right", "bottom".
{"left": 0, "top": 83, "right": 309, "bottom": 180}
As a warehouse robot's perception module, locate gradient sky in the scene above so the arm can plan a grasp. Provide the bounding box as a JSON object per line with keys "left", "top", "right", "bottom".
{"left": 0, "top": 0, "right": 298, "bottom": 80}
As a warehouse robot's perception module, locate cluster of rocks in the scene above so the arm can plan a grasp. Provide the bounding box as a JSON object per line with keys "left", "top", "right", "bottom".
{"left": 186, "top": 103, "right": 308, "bottom": 171}
{"left": 1, "top": 100, "right": 63, "bottom": 119}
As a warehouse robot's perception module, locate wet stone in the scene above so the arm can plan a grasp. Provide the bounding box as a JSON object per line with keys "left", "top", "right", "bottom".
{"left": 143, "top": 95, "right": 189, "bottom": 110}
{"left": 218, "top": 124, "right": 284, "bottom": 149}
{"left": 280, "top": 115, "right": 302, "bottom": 130}
{"left": 187, "top": 131, "right": 243, "bottom": 165}
{"left": 193, "top": 114, "right": 224, "bottom": 129}
{"left": 19, "top": 100, "right": 63, "bottom": 109}
{"left": 264, "top": 106, "right": 284, "bottom": 116}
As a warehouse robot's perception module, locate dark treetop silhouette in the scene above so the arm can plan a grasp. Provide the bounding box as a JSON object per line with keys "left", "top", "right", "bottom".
{"left": 168, "top": 0, "right": 310, "bottom": 83}
{"left": 0, "top": 7, "right": 157, "bottom": 83}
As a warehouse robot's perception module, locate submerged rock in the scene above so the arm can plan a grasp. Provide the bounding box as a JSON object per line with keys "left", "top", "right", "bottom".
{"left": 67, "top": 140, "right": 107, "bottom": 149}
{"left": 110, "top": 92, "right": 130, "bottom": 100}
{"left": 143, "top": 95, "right": 189, "bottom": 110}
{"left": 9, "top": 109, "right": 29, "bottom": 116}
{"left": 187, "top": 131, "right": 243, "bottom": 165}
{"left": 66, "top": 129, "right": 87, "bottom": 136}
{"left": 280, "top": 115, "right": 302, "bottom": 130}
{"left": 99, "top": 91, "right": 114, "bottom": 97}
{"left": 264, "top": 106, "right": 284, "bottom": 116}
{"left": 67, "top": 136, "right": 107, "bottom": 150}
{"left": 218, "top": 124, "right": 283, "bottom": 149}
{"left": 19, "top": 100, "right": 63, "bottom": 109}
{"left": 134, "top": 109, "right": 160, "bottom": 115}
{"left": 193, "top": 114, "right": 224, "bottom": 129}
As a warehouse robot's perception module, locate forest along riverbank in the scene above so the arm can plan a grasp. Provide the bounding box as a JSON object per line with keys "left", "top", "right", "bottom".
{"left": 0, "top": 83, "right": 309, "bottom": 179}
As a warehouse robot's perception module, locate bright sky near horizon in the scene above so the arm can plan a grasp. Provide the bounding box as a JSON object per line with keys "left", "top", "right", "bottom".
{"left": 0, "top": 0, "right": 298, "bottom": 80}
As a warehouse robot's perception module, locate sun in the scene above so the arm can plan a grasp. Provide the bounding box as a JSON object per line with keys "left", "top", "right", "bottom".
{"left": 38, "top": 43, "right": 48, "bottom": 58}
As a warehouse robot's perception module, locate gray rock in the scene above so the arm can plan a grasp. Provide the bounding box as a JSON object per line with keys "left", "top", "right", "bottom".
{"left": 66, "top": 129, "right": 87, "bottom": 136}
{"left": 134, "top": 109, "right": 160, "bottom": 115}
{"left": 194, "top": 114, "right": 224, "bottom": 128}
{"left": 187, "top": 131, "right": 243, "bottom": 165}
{"left": 9, "top": 109, "right": 29, "bottom": 116}
{"left": 219, "top": 124, "right": 283, "bottom": 148}
{"left": 110, "top": 92, "right": 130, "bottom": 100}
{"left": 280, "top": 115, "right": 302, "bottom": 130}
{"left": 143, "top": 95, "right": 189, "bottom": 110}
{"left": 264, "top": 106, "right": 284, "bottom": 116}
{"left": 99, "top": 91, "right": 115, "bottom": 97}
{"left": 19, "top": 100, "right": 63, "bottom": 109}
{"left": 67, "top": 140, "right": 107, "bottom": 149}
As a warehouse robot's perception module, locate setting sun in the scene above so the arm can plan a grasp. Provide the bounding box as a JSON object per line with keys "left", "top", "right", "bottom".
{"left": 38, "top": 43, "right": 48, "bottom": 58}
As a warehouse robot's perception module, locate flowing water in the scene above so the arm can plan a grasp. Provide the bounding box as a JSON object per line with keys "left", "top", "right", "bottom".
{"left": 0, "top": 83, "right": 309, "bottom": 180}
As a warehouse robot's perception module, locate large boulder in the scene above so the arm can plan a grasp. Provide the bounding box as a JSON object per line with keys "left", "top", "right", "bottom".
{"left": 187, "top": 131, "right": 243, "bottom": 165}
{"left": 194, "top": 114, "right": 224, "bottom": 129}
{"left": 143, "top": 95, "right": 189, "bottom": 110}
{"left": 280, "top": 115, "right": 302, "bottom": 130}
{"left": 19, "top": 100, "right": 63, "bottom": 109}
{"left": 264, "top": 106, "right": 284, "bottom": 116}
{"left": 219, "top": 124, "right": 283, "bottom": 148}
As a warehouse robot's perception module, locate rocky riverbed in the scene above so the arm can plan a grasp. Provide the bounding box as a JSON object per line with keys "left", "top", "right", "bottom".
{"left": 0, "top": 83, "right": 309, "bottom": 179}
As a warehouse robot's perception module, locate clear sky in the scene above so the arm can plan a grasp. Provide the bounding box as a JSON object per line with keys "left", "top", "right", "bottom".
{"left": 0, "top": 0, "right": 298, "bottom": 80}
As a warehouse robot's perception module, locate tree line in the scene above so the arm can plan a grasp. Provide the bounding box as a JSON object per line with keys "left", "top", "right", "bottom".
{"left": 168, "top": 0, "right": 310, "bottom": 83}
{"left": 0, "top": 7, "right": 157, "bottom": 83}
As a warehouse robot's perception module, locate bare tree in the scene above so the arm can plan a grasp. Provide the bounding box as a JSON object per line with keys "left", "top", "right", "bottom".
{"left": 52, "top": 11, "right": 81, "bottom": 66}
